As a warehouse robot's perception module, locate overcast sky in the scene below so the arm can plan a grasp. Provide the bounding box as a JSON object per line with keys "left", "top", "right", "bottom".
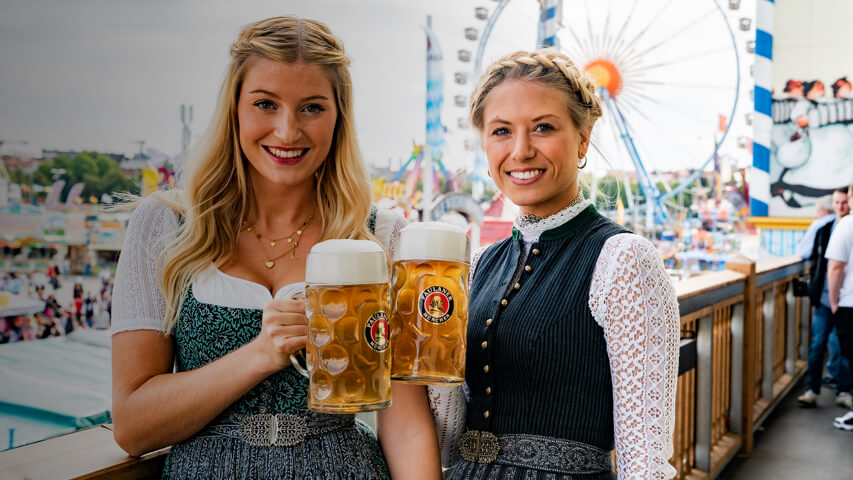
{"left": 0, "top": 0, "right": 755, "bottom": 173}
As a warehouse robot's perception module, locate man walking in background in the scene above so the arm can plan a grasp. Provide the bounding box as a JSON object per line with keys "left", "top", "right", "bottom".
{"left": 797, "top": 195, "right": 847, "bottom": 385}
{"left": 798, "top": 188, "right": 853, "bottom": 409}
{"left": 826, "top": 184, "right": 853, "bottom": 430}
{"left": 795, "top": 195, "right": 835, "bottom": 258}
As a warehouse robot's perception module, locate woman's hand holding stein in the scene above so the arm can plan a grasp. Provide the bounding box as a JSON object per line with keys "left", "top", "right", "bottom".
{"left": 251, "top": 298, "right": 308, "bottom": 372}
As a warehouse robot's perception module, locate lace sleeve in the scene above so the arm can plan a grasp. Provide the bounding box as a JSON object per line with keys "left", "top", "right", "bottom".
{"left": 589, "top": 233, "right": 679, "bottom": 480}
{"left": 111, "top": 197, "right": 179, "bottom": 335}
{"left": 468, "top": 246, "right": 486, "bottom": 285}
{"left": 373, "top": 208, "right": 408, "bottom": 259}
{"left": 427, "top": 384, "right": 466, "bottom": 468}
{"left": 376, "top": 208, "right": 466, "bottom": 466}
{"left": 423, "top": 245, "right": 487, "bottom": 468}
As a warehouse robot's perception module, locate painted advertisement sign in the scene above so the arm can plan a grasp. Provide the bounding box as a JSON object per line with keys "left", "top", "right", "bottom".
{"left": 763, "top": 0, "right": 853, "bottom": 217}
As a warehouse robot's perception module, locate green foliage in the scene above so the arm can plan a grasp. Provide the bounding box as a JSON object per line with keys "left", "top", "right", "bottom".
{"left": 9, "top": 168, "right": 29, "bottom": 185}
{"left": 669, "top": 184, "right": 695, "bottom": 210}
{"left": 33, "top": 152, "right": 139, "bottom": 201}
{"left": 589, "top": 175, "right": 633, "bottom": 210}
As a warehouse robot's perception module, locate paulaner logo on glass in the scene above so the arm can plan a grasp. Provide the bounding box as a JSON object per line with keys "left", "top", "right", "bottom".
{"left": 419, "top": 286, "right": 454, "bottom": 324}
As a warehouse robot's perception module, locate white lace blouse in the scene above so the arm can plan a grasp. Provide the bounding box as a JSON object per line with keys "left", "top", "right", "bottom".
{"left": 111, "top": 196, "right": 407, "bottom": 334}
{"left": 429, "top": 199, "right": 680, "bottom": 480}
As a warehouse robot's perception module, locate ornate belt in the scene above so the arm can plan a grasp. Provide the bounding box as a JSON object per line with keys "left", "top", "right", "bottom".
{"left": 198, "top": 412, "right": 355, "bottom": 447}
{"left": 459, "top": 430, "right": 612, "bottom": 474}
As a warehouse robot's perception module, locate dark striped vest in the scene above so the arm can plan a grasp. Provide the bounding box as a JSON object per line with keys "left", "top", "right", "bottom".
{"left": 466, "top": 205, "right": 629, "bottom": 450}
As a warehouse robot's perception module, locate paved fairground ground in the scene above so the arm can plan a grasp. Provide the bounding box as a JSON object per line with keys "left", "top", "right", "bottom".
{"left": 719, "top": 377, "right": 853, "bottom": 479}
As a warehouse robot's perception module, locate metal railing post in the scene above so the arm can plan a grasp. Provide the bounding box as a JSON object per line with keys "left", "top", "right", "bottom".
{"left": 729, "top": 301, "right": 745, "bottom": 435}
{"left": 727, "top": 260, "right": 756, "bottom": 453}
{"left": 695, "top": 313, "right": 714, "bottom": 472}
{"left": 762, "top": 285, "right": 776, "bottom": 400}
{"left": 786, "top": 284, "right": 797, "bottom": 374}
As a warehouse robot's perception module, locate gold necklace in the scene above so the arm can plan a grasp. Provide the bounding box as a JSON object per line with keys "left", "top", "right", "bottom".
{"left": 245, "top": 211, "right": 314, "bottom": 268}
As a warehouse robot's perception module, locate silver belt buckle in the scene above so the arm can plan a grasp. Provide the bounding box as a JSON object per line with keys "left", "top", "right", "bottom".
{"left": 459, "top": 430, "right": 500, "bottom": 463}
{"left": 238, "top": 413, "right": 308, "bottom": 446}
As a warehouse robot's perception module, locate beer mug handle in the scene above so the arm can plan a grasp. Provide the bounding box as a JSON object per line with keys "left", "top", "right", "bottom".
{"left": 289, "top": 348, "right": 309, "bottom": 378}
{"left": 283, "top": 285, "right": 309, "bottom": 377}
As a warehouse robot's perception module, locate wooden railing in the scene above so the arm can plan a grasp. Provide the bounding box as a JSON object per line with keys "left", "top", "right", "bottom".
{"left": 0, "top": 425, "right": 167, "bottom": 480}
{"left": 0, "top": 257, "right": 809, "bottom": 480}
{"left": 669, "top": 256, "right": 808, "bottom": 479}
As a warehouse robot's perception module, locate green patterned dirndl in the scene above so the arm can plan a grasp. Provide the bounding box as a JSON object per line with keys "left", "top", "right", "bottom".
{"left": 162, "top": 289, "right": 390, "bottom": 480}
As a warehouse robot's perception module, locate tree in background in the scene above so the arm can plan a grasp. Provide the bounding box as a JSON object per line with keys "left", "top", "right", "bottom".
{"left": 8, "top": 168, "right": 30, "bottom": 186}
{"left": 32, "top": 152, "right": 139, "bottom": 201}
{"left": 583, "top": 174, "right": 634, "bottom": 211}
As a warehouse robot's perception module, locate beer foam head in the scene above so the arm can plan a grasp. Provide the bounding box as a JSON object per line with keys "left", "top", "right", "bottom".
{"left": 395, "top": 222, "right": 470, "bottom": 263}
{"left": 306, "top": 239, "right": 390, "bottom": 285}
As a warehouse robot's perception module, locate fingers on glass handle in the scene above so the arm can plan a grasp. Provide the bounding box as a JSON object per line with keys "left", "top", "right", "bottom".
{"left": 290, "top": 349, "right": 309, "bottom": 378}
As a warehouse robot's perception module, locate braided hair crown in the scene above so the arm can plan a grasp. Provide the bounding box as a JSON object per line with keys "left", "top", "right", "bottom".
{"left": 470, "top": 48, "right": 603, "bottom": 133}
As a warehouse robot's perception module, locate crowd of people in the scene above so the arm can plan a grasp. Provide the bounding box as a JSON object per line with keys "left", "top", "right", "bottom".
{"left": 796, "top": 185, "right": 853, "bottom": 432}
{"left": 0, "top": 266, "right": 113, "bottom": 344}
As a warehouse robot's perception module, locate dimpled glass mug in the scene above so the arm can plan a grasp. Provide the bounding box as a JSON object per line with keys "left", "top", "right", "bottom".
{"left": 294, "top": 239, "right": 392, "bottom": 413}
{"left": 390, "top": 222, "right": 470, "bottom": 385}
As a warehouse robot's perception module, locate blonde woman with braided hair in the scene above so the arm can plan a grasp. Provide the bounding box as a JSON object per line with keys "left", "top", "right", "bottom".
{"left": 110, "top": 17, "right": 440, "bottom": 479}
{"left": 431, "top": 49, "right": 680, "bottom": 479}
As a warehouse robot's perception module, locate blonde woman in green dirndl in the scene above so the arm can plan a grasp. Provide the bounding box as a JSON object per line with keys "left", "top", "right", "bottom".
{"left": 110, "top": 16, "right": 441, "bottom": 480}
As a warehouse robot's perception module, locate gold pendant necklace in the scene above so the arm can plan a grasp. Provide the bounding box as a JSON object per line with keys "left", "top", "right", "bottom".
{"left": 245, "top": 211, "right": 314, "bottom": 268}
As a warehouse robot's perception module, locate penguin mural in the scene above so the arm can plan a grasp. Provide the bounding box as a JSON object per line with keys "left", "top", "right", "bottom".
{"left": 770, "top": 77, "right": 853, "bottom": 213}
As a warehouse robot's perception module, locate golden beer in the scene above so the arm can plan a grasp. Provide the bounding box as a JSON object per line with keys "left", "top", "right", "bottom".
{"left": 304, "top": 240, "right": 391, "bottom": 413}
{"left": 390, "top": 223, "right": 470, "bottom": 385}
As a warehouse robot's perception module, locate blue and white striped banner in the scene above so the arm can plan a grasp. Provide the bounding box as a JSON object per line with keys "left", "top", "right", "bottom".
{"left": 538, "top": 0, "right": 560, "bottom": 48}
{"left": 472, "top": 149, "right": 490, "bottom": 201}
{"left": 751, "top": 0, "right": 774, "bottom": 217}
{"left": 425, "top": 29, "right": 445, "bottom": 166}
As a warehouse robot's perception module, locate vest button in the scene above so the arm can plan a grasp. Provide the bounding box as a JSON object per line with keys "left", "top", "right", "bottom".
{"left": 514, "top": 282, "right": 521, "bottom": 290}
{"left": 483, "top": 410, "right": 490, "bottom": 419}
{"left": 485, "top": 387, "right": 492, "bottom": 395}
{"left": 532, "top": 248, "right": 540, "bottom": 255}
{"left": 481, "top": 341, "right": 488, "bottom": 349}
{"left": 483, "top": 365, "right": 490, "bottom": 373}
{"left": 501, "top": 299, "right": 508, "bottom": 306}
{"left": 524, "top": 265, "right": 532, "bottom": 272}
{"left": 485, "top": 318, "right": 493, "bottom": 326}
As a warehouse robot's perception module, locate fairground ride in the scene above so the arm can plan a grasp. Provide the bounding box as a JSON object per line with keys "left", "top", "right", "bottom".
{"left": 449, "top": 0, "right": 751, "bottom": 233}
{"left": 392, "top": 143, "right": 458, "bottom": 208}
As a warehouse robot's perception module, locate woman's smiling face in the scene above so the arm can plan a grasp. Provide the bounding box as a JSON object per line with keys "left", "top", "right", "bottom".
{"left": 482, "top": 79, "right": 590, "bottom": 217}
{"left": 237, "top": 58, "right": 338, "bottom": 191}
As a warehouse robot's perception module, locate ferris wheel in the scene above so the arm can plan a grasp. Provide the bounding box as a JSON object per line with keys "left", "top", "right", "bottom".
{"left": 451, "top": 0, "right": 748, "bottom": 228}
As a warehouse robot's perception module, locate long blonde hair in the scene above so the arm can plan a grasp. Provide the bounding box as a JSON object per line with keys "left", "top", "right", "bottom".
{"left": 157, "top": 16, "right": 373, "bottom": 331}
{"left": 469, "top": 49, "right": 603, "bottom": 138}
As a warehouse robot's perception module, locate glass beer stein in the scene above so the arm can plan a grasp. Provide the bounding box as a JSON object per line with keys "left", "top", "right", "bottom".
{"left": 299, "top": 239, "right": 392, "bottom": 413}
{"left": 390, "top": 222, "right": 470, "bottom": 385}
